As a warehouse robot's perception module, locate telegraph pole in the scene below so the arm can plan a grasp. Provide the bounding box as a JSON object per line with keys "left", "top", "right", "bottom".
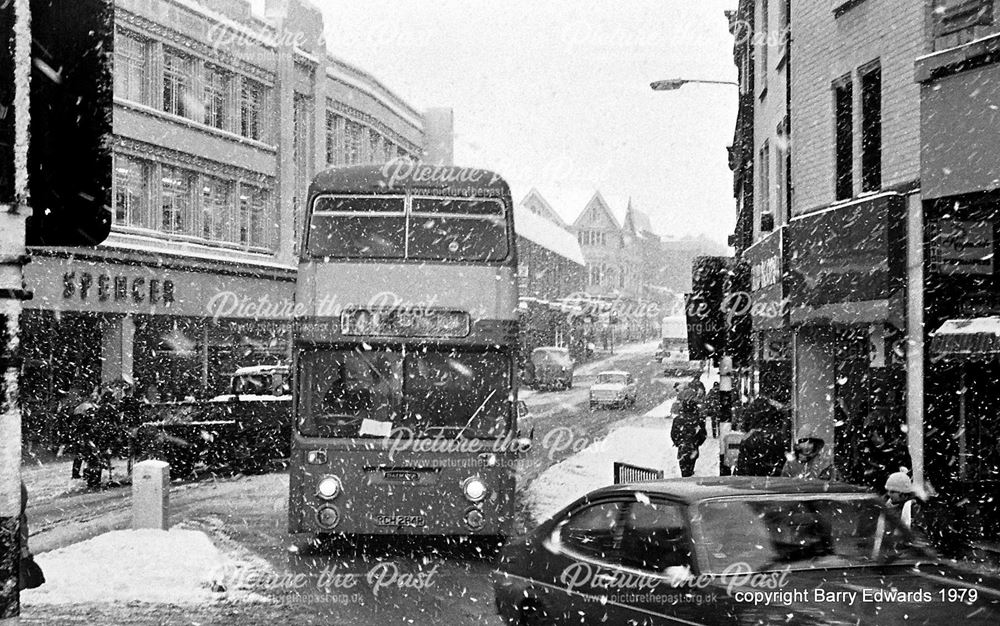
{"left": 1, "top": 0, "right": 31, "bottom": 621}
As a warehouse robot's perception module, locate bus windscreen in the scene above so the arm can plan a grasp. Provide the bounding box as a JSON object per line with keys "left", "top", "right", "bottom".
{"left": 297, "top": 346, "right": 511, "bottom": 439}
{"left": 306, "top": 195, "right": 509, "bottom": 262}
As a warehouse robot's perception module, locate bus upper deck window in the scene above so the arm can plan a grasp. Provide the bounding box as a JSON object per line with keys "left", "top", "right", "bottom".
{"left": 308, "top": 196, "right": 406, "bottom": 259}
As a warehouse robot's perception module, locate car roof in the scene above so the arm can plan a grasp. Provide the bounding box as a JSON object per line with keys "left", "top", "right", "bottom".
{"left": 597, "top": 370, "right": 629, "bottom": 376}
{"left": 586, "top": 476, "right": 874, "bottom": 505}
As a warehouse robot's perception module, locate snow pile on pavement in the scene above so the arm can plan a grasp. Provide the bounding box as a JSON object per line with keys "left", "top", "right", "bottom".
{"left": 525, "top": 403, "right": 721, "bottom": 523}
{"left": 21, "top": 527, "right": 267, "bottom": 606}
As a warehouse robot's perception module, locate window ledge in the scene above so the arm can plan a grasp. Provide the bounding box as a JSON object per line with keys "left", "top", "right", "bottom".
{"left": 915, "top": 30, "right": 1000, "bottom": 82}
{"left": 111, "top": 226, "right": 279, "bottom": 258}
{"left": 114, "top": 97, "right": 278, "bottom": 152}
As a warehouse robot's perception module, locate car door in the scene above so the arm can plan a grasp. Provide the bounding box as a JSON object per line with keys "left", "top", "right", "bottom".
{"left": 533, "top": 498, "right": 631, "bottom": 624}
{"left": 615, "top": 497, "right": 720, "bottom": 625}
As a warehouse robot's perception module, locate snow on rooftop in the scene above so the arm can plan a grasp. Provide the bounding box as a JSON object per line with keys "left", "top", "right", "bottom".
{"left": 933, "top": 317, "right": 1000, "bottom": 336}
{"left": 22, "top": 528, "right": 269, "bottom": 606}
{"left": 513, "top": 205, "right": 586, "bottom": 266}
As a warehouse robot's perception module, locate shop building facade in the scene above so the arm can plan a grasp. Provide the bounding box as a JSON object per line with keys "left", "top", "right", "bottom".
{"left": 786, "top": 0, "right": 925, "bottom": 486}
{"left": 916, "top": 0, "right": 1000, "bottom": 543}
{"left": 21, "top": 0, "right": 452, "bottom": 437}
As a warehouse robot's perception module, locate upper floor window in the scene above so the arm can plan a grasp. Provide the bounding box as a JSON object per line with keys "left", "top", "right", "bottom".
{"left": 163, "top": 49, "right": 193, "bottom": 118}
{"left": 932, "top": 0, "right": 996, "bottom": 49}
{"left": 833, "top": 76, "right": 854, "bottom": 201}
{"left": 758, "top": 140, "right": 771, "bottom": 229}
{"left": 345, "top": 121, "right": 363, "bottom": 164}
{"left": 758, "top": 0, "right": 769, "bottom": 93}
{"left": 240, "top": 185, "right": 271, "bottom": 249}
{"left": 203, "top": 65, "right": 231, "bottom": 130}
{"left": 201, "top": 176, "right": 232, "bottom": 241}
{"left": 113, "top": 154, "right": 150, "bottom": 228}
{"left": 114, "top": 31, "right": 149, "bottom": 104}
{"left": 326, "top": 111, "right": 344, "bottom": 165}
{"left": 240, "top": 79, "right": 266, "bottom": 141}
{"left": 860, "top": 62, "right": 882, "bottom": 193}
{"left": 161, "top": 165, "right": 195, "bottom": 234}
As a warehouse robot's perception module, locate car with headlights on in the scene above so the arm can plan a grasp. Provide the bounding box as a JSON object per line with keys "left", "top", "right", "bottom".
{"left": 589, "top": 371, "right": 637, "bottom": 409}
{"left": 492, "top": 476, "right": 1000, "bottom": 625}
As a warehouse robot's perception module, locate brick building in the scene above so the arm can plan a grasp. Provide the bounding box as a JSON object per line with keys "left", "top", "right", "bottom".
{"left": 727, "top": 0, "right": 1000, "bottom": 547}
{"left": 20, "top": 0, "right": 452, "bottom": 428}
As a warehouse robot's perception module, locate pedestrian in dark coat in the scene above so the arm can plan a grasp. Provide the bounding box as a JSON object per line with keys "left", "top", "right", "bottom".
{"left": 733, "top": 398, "right": 788, "bottom": 477}
{"left": 671, "top": 389, "right": 707, "bottom": 477}
{"left": 704, "top": 382, "right": 723, "bottom": 438}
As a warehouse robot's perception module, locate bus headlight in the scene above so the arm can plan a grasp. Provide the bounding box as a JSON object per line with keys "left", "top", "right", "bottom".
{"left": 463, "top": 477, "right": 487, "bottom": 502}
{"left": 317, "top": 506, "right": 340, "bottom": 529}
{"left": 316, "top": 475, "right": 342, "bottom": 500}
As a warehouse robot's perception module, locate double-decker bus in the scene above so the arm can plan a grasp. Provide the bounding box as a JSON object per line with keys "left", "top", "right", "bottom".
{"left": 289, "top": 163, "right": 523, "bottom": 539}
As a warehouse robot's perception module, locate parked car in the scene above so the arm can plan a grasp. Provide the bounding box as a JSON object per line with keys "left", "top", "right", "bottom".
{"left": 530, "top": 347, "right": 573, "bottom": 391}
{"left": 589, "top": 371, "right": 637, "bottom": 409}
{"left": 131, "top": 365, "right": 291, "bottom": 476}
{"left": 493, "top": 476, "right": 1000, "bottom": 625}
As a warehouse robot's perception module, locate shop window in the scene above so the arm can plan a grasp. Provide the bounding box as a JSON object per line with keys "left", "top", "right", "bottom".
{"left": 203, "top": 64, "right": 231, "bottom": 131}
{"left": 161, "top": 165, "right": 194, "bottom": 234}
{"left": 113, "top": 154, "right": 150, "bottom": 228}
{"left": 114, "top": 31, "right": 149, "bottom": 105}
{"left": 239, "top": 78, "right": 266, "bottom": 141}
{"left": 860, "top": 62, "right": 882, "bottom": 193}
{"left": 163, "top": 49, "right": 193, "bottom": 119}
{"left": 834, "top": 76, "right": 854, "bottom": 201}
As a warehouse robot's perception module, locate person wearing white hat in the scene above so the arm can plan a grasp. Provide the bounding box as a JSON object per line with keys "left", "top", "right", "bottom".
{"left": 884, "top": 471, "right": 921, "bottom": 531}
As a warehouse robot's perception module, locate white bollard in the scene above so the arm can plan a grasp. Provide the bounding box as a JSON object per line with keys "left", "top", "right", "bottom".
{"left": 132, "top": 459, "right": 170, "bottom": 530}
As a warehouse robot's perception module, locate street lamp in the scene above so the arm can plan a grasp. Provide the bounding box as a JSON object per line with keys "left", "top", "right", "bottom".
{"left": 650, "top": 78, "right": 738, "bottom": 91}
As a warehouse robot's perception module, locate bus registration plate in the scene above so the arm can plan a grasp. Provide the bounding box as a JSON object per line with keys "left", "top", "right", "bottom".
{"left": 375, "top": 514, "right": 426, "bottom": 527}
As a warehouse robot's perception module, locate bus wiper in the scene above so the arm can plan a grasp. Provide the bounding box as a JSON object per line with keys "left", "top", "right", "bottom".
{"left": 456, "top": 389, "right": 498, "bottom": 440}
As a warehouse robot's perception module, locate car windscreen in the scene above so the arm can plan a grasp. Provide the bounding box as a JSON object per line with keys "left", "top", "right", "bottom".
{"left": 297, "top": 345, "right": 512, "bottom": 439}
{"left": 531, "top": 349, "right": 570, "bottom": 368}
{"left": 597, "top": 374, "right": 626, "bottom": 385}
{"left": 695, "top": 495, "right": 925, "bottom": 573}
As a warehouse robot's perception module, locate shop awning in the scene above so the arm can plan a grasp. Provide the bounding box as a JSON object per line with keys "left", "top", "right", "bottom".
{"left": 930, "top": 317, "right": 1000, "bottom": 358}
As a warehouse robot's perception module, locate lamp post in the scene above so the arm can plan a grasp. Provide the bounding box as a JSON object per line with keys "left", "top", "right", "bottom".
{"left": 650, "top": 78, "right": 739, "bottom": 91}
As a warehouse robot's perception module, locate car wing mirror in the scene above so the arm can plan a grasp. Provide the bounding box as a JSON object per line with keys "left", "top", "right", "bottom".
{"left": 543, "top": 522, "right": 565, "bottom": 553}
